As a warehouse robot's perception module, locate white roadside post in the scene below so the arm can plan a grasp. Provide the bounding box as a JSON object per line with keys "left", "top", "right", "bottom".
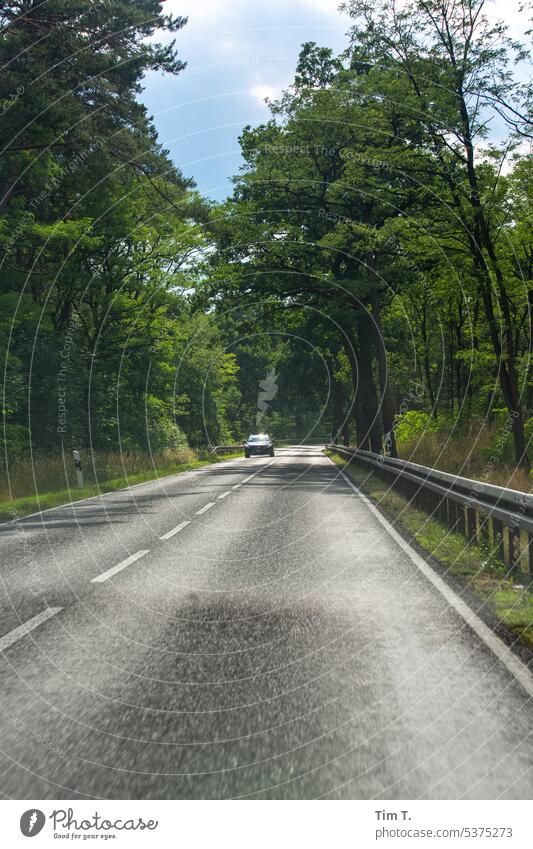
{"left": 73, "top": 450, "right": 84, "bottom": 489}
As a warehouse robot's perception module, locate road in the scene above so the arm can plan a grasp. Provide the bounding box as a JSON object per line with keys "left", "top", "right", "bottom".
{"left": 0, "top": 446, "right": 531, "bottom": 799}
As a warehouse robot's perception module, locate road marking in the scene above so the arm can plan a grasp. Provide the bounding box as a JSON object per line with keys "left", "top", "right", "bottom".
{"left": 2, "top": 453, "right": 249, "bottom": 525}
{"left": 159, "top": 520, "right": 190, "bottom": 540}
{"left": 244, "top": 456, "right": 278, "bottom": 478}
{"left": 217, "top": 491, "right": 231, "bottom": 500}
{"left": 328, "top": 457, "right": 533, "bottom": 699}
{"left": 0, "top": 608, "right": 62, "bottom": 652}
{"left": 235, "top": 456, "right": 280, "bottom": 489}
{"left": 196, "top": 502, "right": 215, "bottom": 515}
{"left": 91, "top": 549, "right": 149, "bottom": 583}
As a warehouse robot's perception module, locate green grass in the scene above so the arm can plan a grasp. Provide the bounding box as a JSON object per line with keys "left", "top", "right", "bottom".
{"left": 1, "top": 451, "right": 243, "bottom": 523}
{"left": 327, "top": 451, "right": 533, "bottom": 650}
{"left": 486, "top": 588, "right": 533, "bottom": 647}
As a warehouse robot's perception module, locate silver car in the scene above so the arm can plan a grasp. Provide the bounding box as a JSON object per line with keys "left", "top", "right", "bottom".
{"left": 244, "top": 433, "right": 274, "bottom": 458}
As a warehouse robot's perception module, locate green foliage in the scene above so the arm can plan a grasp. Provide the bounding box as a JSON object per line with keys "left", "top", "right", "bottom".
{"left": 0, "top": 2, "right": 246, "bottom": 461}
{"left": 1, "top": 0, "right": 532, "bottom": 480}
{"left": 213, "top": 2, "right": 532, "bottom": 465}
{"left": 394, "top": 411, "right": 438, "bottom": 446}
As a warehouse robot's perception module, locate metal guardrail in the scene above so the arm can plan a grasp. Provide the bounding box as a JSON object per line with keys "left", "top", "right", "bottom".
{"left": 328, "top": 444, "right": 533, "bottom": 578}
{"left": 212, "top": 438, "right": 330, "bottom": 454}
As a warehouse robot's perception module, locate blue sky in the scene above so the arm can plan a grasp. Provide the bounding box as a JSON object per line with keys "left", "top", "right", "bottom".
{"left": 141, "top": 0, "right": 525, "bottom": 199}
{"left": 141, "top": 0, "right": 352, "bottom": 198}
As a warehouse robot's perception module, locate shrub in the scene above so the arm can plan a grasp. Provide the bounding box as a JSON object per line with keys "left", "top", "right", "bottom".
{"left": 395, "top": 410, "right": 438, "bottom": 446}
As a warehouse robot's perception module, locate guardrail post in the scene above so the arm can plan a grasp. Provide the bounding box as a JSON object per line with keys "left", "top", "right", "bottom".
{"left": 458, "top": 504, "right": 468, "bottom": 536}
{"left": 474, "top": 509, "right": 482, "bottom": 544}
{"left": 509, "top": 525, "right": 522, "bottom": 575}
{"left": 448, "top": 499, "right": 458, "bottom": 531}
{"left": 503, "top": 525, "right": 511, "bottom": 567}
{"left": 525, "top": 532, "right": 533, "bottom": 577}
{"left": 491, "top": 519, "right": 505, "bottom": 563}
{"left": 446, "top": 497, "right": 453, "bottom": 530}
{"left": 517, "top": 529, "right": 530, "bottom": 577}
{"left": 464, "top": 505, "right": 475, "bottom": 542}
{"left": 477, "top": 510, "right": 490, "bottom": 548}
{"left": 439, "top": 495, "right": 447, "bottom": 525}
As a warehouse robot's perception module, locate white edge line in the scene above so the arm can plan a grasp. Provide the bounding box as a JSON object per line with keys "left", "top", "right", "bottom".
{"left": 195, "top": 502, "right": 215, "bottom": 515}
{"left": 91, "top": 549, "right": 150, "bottom": 584}
{"left": 217, "top": 491, "right": 231, "bottom": 500}
{"left": 0, "top": 607, "right": 62, "bottom": 652}
{"left": 159, "top": 520, "right": 191, "bottom": 540}
{"left": 326, "top": 457, "right": 533, "bottom": 699}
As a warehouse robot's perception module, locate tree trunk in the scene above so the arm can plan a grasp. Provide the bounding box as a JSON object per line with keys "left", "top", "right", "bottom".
{"left": 476, "top": 264, "right": 529, "bottom": 470}
{"left": 343, "top": 321, "right": 382, "bottom": 453}
{"left": 460, "top": 113, "right": 529, "bottom": 470}
{"left": 332, "top": 373, "right": 350, "bottom": 446}
{"left": 369, "top": 254, "right": 397, "bottom": 456}
{"left": 526, "top": 289, "right": 533, "bottom": 413}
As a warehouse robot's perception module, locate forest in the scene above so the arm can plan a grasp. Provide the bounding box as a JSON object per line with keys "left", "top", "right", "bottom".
{"left": 1, "top": 0, "right": 532, "bottom": 495}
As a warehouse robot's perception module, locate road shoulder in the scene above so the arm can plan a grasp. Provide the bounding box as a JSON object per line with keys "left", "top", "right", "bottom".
{"left": 326, "top": 451, "right": 533, "bottom": 672}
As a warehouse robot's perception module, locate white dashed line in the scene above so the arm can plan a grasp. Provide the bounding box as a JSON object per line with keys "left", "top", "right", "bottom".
{"left": 217, "top": 491, "right": 231, "bottom": 500}
{"left": 230, "top": 457, "right": 280, "bottom": 491}
{"left": 196, "top": 502, "right": 215, "bottom": 515}
{"left": 91, "top": 549, "right": 149, "bottom": 583}
{"left": 159, "top": 520, "right": 190, "bottom": 540}
{"left": 0, "top": 608, "right": 62, "bottom": 652}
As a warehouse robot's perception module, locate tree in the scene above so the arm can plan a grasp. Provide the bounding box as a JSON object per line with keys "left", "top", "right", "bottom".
{"left": 343, "top": 0, "right": 532, "bottom": 466}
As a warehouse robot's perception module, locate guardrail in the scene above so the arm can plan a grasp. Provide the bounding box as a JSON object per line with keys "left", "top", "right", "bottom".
{"left": 212, "top": 438, "right": 330, "bottom": 454}
{"left": 328, "top": 444, "right": 533, "bottom": 579}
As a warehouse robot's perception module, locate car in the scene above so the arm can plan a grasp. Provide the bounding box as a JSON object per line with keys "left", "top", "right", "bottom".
{"left": 244, "top": 433, "right": 274, "bottom": 458}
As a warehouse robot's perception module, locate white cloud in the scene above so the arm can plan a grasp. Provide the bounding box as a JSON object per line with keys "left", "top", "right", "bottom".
{"left": 169, "top": 0, "right": 346, "bottom": 23}
{"left": 249, "top": 84, "right": 281, "bottom": 102}
{"left": 300, "top": 0, "right": 343, "bottom": 13}
{"left": 170, "top": 0, "right": 224, "bottom": 22}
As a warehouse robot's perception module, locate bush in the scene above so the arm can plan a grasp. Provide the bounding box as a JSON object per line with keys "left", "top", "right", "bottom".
{"left": 394, "top": 410, "right": 438, "bottom": 446}
{"left": 0, "top": 423, "right": 31, "bottom": 460}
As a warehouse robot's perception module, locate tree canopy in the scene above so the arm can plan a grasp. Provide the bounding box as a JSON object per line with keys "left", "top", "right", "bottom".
{"left": 1, "top": 0, "right": 532, "bottom": 477}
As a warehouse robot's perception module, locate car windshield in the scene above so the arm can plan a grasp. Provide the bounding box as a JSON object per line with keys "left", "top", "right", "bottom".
{"left": 248, "top": 435, "right": 269, "bottom": 443}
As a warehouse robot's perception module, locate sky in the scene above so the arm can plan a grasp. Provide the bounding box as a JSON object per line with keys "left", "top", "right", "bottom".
{"left": 140, "top": 0, "right": 527, "bottom": 199}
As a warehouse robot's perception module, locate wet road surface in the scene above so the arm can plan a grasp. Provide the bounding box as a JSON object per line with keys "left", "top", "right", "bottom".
{"left": 0, "top": 447, "right": 531, "bottom": 799}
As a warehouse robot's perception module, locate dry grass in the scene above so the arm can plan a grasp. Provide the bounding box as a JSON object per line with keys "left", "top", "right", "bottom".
{"left": 397, "top": 419, "right": 533, "bottom": 493}
{"left": 0, "top": 446, "right": 244, "bottom": 522}
{"left": 0, "top": 446, "right": 199, "bottom": 502}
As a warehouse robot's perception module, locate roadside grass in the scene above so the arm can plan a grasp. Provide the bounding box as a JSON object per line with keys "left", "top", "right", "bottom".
{"left": 0, "top": 449, "right": 243, "bottom": 523}
{"left": 327, "top": 452, "right": 533, "bottom": 650}
{"left": 395, "top": 419, "right": 532, "bottom": 492}
{"left": 1, "top": 446, "right": 200, "bottom": 501}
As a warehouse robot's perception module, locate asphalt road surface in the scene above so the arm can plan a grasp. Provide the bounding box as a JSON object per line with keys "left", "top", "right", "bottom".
{"left": 0, "top": 447, "right": 531, "bottom": 799}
